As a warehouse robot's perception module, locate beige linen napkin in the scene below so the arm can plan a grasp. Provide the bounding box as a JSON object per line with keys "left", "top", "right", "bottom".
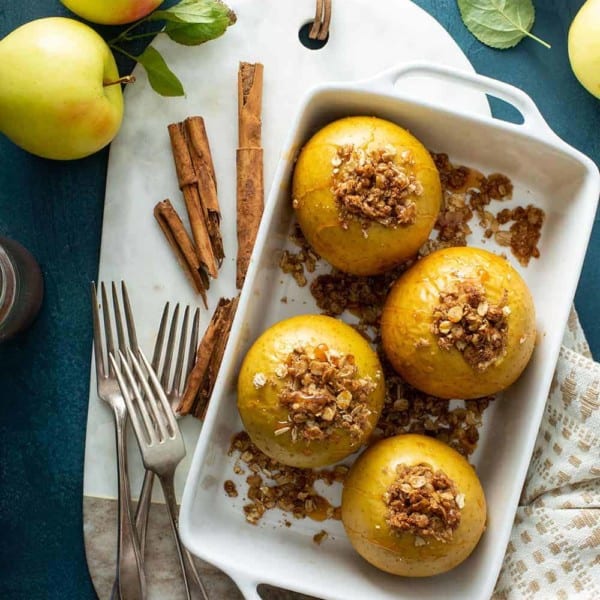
{"left": 493, "top": 309, "right": 600, "bottom": 599}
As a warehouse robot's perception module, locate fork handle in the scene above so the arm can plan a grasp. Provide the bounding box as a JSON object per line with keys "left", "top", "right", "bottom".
{"left": 158, "top": 473, "right": 210, "bottom": 600}
{"left": 113, "top": 404, "right": 146, "bottom": 600}
{"left": 110, "top": 469, "right": 154, "bottom": 600}
{"left": 135, "top": 469, "right": 155, "bottom": 556}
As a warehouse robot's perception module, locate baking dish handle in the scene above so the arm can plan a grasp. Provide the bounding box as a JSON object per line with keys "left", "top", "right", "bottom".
{"left": 361, "top": 61, "right": 557, "bottom": 141}
{"left": 230, "top": 571, "right": 262, "bottom": 600}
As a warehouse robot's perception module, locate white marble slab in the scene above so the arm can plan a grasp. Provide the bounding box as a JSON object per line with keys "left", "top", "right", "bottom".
{"left": 84, "top": 0, "right": 489, "bottom": 597}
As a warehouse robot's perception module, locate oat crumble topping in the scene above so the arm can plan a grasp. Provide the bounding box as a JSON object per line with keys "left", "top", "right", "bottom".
{"left": 331, "top": 144, "right": 422, "bottom": 232}
{"left": 384, "top": 463, "right": 462, "bottom": 543}
{"left": 492, "top": 205, "right": 544, "bottom": 266}
{"left": 432, "top": 280, "right": 510, "bottom": 371}
{"left": 431, "top": 152, "right": 544, "bottom": 266}
{"left": 228, "top": 431, "right": 347, "bottom": 525}
{"left": 279, "top": 224, "right": 320, "bottom": 287}
{"left": 310, "top": 265, "right": 408, "bottom": 326}
{"left": 374, "top": 357, "right": 492, "bottom": 457}
{"left": 252, "top": 372, "right": 267, "bottom": 389}
{"left": 276, "top": 345, "right": 377, "bottom": 442}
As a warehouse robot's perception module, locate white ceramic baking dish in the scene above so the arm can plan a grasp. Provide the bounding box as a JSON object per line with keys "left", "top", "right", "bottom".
{"left": 179, "top": 62, "right": 600, "bottom": 600}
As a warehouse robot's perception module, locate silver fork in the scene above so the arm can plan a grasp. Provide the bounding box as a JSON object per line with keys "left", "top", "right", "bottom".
{"left": 91, "top": 282, "right": 146, "bottom": 600}
{"left": 111, "top": 345, "right": 209, "bottom": 600}
{"left": 134, "top": 306, "right": 202, "bottom": 557}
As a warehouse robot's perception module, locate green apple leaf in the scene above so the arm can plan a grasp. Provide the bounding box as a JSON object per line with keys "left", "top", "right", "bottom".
{"left": 457, "top": 0, "right": 550, "bottom": 49}
{"left": 164, "top": 18, "right": 230, "bottom": 46}
{"left": 136, "top": 47, "right": 185, "bottom": 97}
{"left": 151, "top": 0, "right": 236, "bottom": 26}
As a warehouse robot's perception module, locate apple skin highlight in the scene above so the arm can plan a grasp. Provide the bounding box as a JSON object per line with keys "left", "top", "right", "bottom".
{"left": 61, "top": 0, "right": 164, "bottom": 26}
{"left": 0, "top": 18, "right": 124, "bottom": 160}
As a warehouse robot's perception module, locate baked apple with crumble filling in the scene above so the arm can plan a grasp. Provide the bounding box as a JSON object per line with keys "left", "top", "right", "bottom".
{"left": 237, "top": 314, "right": 385, "bottom": 468}
{"left": 292, "top": 116, "right": 442, "bottom": 275}
{"left": 341, "top": 434, "right": 487, "bottom": 576}
{"left": 381, "top": 246, "right": 536, "bottom": 399}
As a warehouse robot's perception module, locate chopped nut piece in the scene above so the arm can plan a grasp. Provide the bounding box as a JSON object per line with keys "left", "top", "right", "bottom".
{"left": 224, "top": 480, "right": 238, "bottom": 498}
{"left": 432, "top": 281, "right": 509, "bottom": 371}
{"left": 274, "top": 364, "right": 288, "bottom": 378}
{"left": 477, "top": 302, "right": 489, "bottom": 317}
{"left": 313, "top": 530, "right": 329, "bottom": 545}
{"left": 447, "top": 305, "right": 464, "bottom": 323}
{"left": 384, "top": 463, "right": 462, "bottom": 543}
{"left": 332, "top": 144, "right": 421, "bottom": 232}
{"left": 495, "top": 231, "right": 512, "bottom": 246}
{"left": 277, "top": 345, "right": 377, "bottom": 442}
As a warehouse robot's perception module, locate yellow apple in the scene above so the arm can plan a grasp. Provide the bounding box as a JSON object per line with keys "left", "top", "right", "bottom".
{"left": 292, "top": 116, "right": 442, "bottom": 276}
{"left": 237, "top": 315, "right": 385, "bottom": 468}
{"left": 568, "top": 0, "right": 600, "bottom": 98}
{"left": 61, "top": 0, "right": 164, "bottom": 25}
{"left": 342, "top": 434, "right": 487, "bottom": 576}
{"left": 0, "top": 18, "right": 124, "bottom": 160}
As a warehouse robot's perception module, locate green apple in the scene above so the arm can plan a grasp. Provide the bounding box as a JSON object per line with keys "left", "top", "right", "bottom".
{"left": 569, "top": 0, "right": 600, "bottom": 99}
{"left": 0, "top": 17, "right": 124, "bottom": 160}
{"left": 61, "top": 0, "right": 164, "bottom": 25}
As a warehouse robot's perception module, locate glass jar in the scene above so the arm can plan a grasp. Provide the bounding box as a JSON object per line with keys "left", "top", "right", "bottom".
{"left": 0, "top": 236, "right": 44, "bottom": 342}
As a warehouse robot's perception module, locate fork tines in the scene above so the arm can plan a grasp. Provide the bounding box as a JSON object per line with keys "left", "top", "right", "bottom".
{"left": 152, "top": 302, "right": 200, "bottom": 400}
{"left": 91, "top": 281, "right": 138, "bottom": 377}
{"left": 111, "top": 348, "right": 179, "bottom": 447}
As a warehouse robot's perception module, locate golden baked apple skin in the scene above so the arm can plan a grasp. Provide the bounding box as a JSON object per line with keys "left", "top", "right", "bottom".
{"left": 381, "top": 246, "right": 536, "bottom": 399}
{"left": 292, "top": 116, "right": 441, "bottom": 276}
{"left": 342, "top": 434, "right": 487, "bottom": 577}
{"left": 237, "top": 314, "right": 385, "bottom": 468}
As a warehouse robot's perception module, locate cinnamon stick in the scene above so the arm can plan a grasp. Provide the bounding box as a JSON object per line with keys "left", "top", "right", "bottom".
{"left": 178, "top": 295, "right": 239, "bottom": 417}
{"left": 236, "top": 62, "right": 264, "bottom": 289}
{"left": 236, "top": 147, "right": 264, "bottom": 288}
{"left": 153, "top": 200, "right": 208, "bottom": 307}
{"left": 184, "top": 117, "right": 224, "bottom": 266}
{"left": 193, "top": 295, "right": 239, "bottom": 419}
{"left": 168, "top": 122, "right": 219, "bottom": 279}
{"left": 238, "top": 62, "right": 263, "bottom": 147}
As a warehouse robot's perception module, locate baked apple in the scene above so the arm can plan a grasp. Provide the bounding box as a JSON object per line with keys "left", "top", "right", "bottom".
{"left": 292, "top": 116, "right": 441, "bottom": 275}
{"left": 381, "top": 246, "right": 536, "bottom": 399}
{"left": 342, "top": 434, "right": 487, "bottom": 577}
{"left": 237, "top": 314, "right": 385, "bottom": 468}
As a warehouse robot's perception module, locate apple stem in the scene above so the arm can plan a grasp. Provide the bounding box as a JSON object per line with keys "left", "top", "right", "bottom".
{"left": 103, "top": 75, "right": 136, "bottom": 87}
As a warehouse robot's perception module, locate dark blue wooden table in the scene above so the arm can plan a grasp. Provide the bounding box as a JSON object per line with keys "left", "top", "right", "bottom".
{"left": 0, "top": 1, "right": 598, "bottom": 598}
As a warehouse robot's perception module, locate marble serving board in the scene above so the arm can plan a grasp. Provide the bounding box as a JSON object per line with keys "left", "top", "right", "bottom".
{"left": 83, "top": 0, "right": 490, "bottom": 597}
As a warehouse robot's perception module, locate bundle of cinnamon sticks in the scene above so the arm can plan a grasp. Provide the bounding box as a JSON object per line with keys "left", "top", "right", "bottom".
{"left": 154, "top": 116, "right": 224, "bottom": 307}
{"left": 153, "top": 61, "right": 265, "bottom": 419}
